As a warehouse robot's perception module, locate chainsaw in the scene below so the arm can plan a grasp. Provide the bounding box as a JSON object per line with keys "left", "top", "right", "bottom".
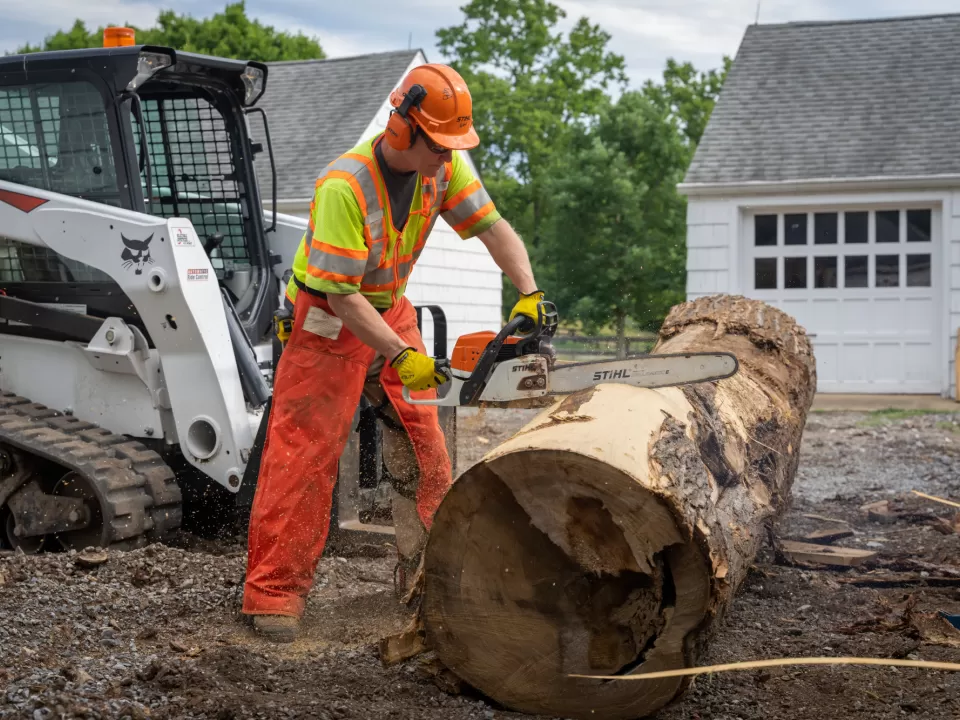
{"left": 402, "top": 301, "right": 739, "bottom": 407}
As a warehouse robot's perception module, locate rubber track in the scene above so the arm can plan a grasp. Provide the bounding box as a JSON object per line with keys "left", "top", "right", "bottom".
{"left": 0, "top": 393, "right": 182, "bottom": 549}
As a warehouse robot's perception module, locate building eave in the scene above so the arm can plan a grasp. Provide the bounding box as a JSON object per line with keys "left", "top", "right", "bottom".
{"left": 677, "top": 174, "right": 960, "bottom": 197}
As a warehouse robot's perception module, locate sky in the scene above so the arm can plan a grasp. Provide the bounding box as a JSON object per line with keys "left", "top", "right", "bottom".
{"left": 4, "top": 0, "right": 960, "bottom": 88}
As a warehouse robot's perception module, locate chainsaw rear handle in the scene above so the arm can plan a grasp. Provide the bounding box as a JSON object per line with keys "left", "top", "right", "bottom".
{"left": 401, "top": 360, "right": 457, "bottom": 406}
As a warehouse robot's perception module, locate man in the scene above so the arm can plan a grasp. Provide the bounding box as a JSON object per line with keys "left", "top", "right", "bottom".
{"left": 242, "top": 62, "right": 551, "bottom": 642}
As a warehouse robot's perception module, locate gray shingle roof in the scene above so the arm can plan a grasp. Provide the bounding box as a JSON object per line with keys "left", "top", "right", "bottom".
{"left": 683, "top": 13, "right": 960, "bottom": 186}
{"left": 255, "top": 49, "right": 419, "bottom": 200}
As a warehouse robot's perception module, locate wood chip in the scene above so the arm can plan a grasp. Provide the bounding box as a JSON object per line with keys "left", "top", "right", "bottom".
{"left": 802, "top": 527, "right": 855, "bottom": 544}
{"left": 780, "top": 540, "right": 878, "bottom": 567}
{"left": 378, "top": 614, "right": 426, "bottom": 667}
{"left": 860, "top": 500, "right": 897, "bottom": 524}
{"left": 74, "top": 549, "right": 109, "bottom": 568}
{"left": 802, "top": 514, "right": 851, "bottom": 525}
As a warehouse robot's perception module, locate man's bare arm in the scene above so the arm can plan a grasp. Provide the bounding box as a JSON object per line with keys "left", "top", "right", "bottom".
{"left": 477, "top": 219, "right": 538, "bottom": 294}
{"left": 327, "top": 292, "right": 409, "bottom": 361}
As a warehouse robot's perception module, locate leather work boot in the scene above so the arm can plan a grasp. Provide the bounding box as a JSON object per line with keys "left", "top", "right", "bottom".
{"left": 252, "top": 614, "right": 299, "bottom": 643}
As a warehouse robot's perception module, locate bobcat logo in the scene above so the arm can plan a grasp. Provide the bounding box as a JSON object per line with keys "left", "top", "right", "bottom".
{"left": 121, "top": 233, "right": 154, "bottom": 275}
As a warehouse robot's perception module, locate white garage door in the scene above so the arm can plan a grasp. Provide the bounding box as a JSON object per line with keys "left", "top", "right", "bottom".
{"left": 745, "top": 207, "right": 940, "bottom": 393}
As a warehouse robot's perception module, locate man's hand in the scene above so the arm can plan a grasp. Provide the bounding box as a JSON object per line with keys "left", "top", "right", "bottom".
{"left": 391, "top": 348, "right": 449, "bottom": 391}
{"left": 509, "top": 289, "right": 545, "bottom": 328}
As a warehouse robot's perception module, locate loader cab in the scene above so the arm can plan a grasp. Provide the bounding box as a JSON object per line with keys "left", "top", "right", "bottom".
{"left": 0, "top": 43, "right": 277, "bottom": 344}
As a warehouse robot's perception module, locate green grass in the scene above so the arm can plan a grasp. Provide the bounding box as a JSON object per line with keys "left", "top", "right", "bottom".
{"left": 936, "top": 420, "right": 960, "bottom": 433}
{"left": 857, "top": 408, "right": 956, "bottom": 427}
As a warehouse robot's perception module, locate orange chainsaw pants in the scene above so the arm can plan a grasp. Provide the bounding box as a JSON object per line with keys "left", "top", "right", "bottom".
{"left": 242, "top": 291, "right": 453, "bottom": 618}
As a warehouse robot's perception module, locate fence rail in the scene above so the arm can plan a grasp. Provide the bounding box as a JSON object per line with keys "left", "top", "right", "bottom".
{"left": 551, "top": 333, "right": 657, "bottom": 360}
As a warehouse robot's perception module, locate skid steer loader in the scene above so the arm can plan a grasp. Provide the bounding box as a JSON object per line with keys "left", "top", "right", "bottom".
{"left": 0, "top": 35, "right": 454, "bottom": 552}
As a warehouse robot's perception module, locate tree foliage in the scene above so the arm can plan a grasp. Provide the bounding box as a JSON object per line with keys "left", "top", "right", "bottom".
{"left": 541, "top": 92, "right": 688, "bottom": 354}
{"left": 437, "top": 0, "right": 627, "bottom": 248}
{"left": 437, "top": 1, "right": 732, "bottom": 334}
{"left": 15, "top": 2, "right": 325, "bottom": 62}
{"left": 641, "top": 57, "right": 732, "bottom": 153}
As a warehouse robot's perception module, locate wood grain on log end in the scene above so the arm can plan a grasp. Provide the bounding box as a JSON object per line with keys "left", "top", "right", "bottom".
{"left": 423, "top": 295, "right": 817, "bottom": 719}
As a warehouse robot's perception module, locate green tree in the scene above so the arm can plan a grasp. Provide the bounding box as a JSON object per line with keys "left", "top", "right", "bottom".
{"left": 641, "top": 57, "right": 732, "bottom": 155}
{"left": 16, "top": 2, "right": 325, "bottom": 62}
{"left": 541, "top": 91, "right": 688, "bottom": 356}
{"left": 436, "top": 0, "right": 627, "bottom": 313}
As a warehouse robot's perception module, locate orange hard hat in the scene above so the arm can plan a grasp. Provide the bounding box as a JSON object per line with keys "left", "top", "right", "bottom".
{"left": 386, "top": 64, "right": 479, "bottom": 151}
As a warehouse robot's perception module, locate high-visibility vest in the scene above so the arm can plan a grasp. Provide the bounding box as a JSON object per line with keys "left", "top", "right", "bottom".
{"left": 285, "top": 133, "right": 494, "bottom": 310}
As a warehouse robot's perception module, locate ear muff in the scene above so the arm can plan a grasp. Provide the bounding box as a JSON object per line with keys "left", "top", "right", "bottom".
{"left": 385, "top": 84, "right": 428, "bottom": 151}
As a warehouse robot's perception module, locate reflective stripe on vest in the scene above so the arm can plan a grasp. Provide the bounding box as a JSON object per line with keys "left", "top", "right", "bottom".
{"left": 291, "top": 141, "right": 453, "bottom": 307}
{"left": 440, "top": 178, "right": 495, "bottom": 234}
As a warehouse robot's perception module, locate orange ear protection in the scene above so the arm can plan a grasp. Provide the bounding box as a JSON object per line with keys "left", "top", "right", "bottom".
{"left": 385, "top": 83, "right": 428, "bottom": 151}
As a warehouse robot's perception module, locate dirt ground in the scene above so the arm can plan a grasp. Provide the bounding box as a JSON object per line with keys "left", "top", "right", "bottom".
{"left": 3, "top": 405, "right": 960, "bottom": 719}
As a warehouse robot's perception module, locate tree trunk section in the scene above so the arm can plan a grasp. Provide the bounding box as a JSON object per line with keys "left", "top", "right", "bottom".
{"left": 422, "top": 295, "right": 817, "bottom": 719}
{"left": 615, "top": 311, "right": 627, "bottom": 360}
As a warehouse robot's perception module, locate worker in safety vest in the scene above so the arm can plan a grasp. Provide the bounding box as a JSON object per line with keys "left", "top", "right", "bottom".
{"left": 242, "top": 63, "right": 551, "bottom": 642}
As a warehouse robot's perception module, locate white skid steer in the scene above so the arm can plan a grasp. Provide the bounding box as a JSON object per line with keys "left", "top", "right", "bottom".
{"left": 0, "top": 38, "right": 452, "bottom": 552}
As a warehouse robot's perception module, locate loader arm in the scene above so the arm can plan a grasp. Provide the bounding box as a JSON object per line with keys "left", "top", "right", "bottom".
{"left": 0, "top": 180, "right": 254, "bottom": 491}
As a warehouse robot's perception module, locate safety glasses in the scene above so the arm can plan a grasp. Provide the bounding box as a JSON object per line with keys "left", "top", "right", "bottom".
{"left": 419, "top": 131, "right": 450, "bottom": 155}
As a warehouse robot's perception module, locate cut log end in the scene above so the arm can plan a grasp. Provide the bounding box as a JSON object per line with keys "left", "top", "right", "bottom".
{"left": 423, "top": 295, "right": 817, "bottom": 720}
{"left": 423, "top": 447, "right": 710, "bottom": 717}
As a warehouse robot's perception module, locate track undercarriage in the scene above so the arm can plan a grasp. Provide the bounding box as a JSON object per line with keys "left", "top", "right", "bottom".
{"left": 0, "top": 393, "right": 182, "bottom": 552}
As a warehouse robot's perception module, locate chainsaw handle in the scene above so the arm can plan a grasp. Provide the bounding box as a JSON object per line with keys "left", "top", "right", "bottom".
{"left": 401, "top": 365, "right": 458, "bottom": 406}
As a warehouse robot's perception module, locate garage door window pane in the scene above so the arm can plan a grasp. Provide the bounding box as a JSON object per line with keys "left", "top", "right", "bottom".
{"left": 907, "top": 254, "right": 931, "bottom": 287}
{"left": 876, "top": 210, "right": 900, "bottom": 243}
{"left": 815, "top": 213, "right": 837, "bottom": 244}
{"left": 755, "top": 215, "right": 777, "bottom": 246}
{"left": 754, "top": 257, "right": 777, "bottom": 289}
{"left": 845, "top": 211, "right": 868, "bottom": 243}
{"left": 785, "top": 214, "right": 807, "bottom": 245}
{"left": 785, "top": 257, "right": 807, "bottom": 288}
{"left": 907, "top": 209, "right": 931, "bottom": 243}
{"left": 814, "top": 256, "right": 837, "bottom": 288}
{"left": 845, "top": 255, "right": 868, "bottom": 287}
{"left": 876, "top": 254, "right": 899, "bottom": 287}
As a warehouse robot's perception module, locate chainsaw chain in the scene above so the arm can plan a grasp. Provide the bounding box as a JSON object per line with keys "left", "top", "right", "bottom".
{"left": 0, "top": 393, "right": 181, "bottom": 549}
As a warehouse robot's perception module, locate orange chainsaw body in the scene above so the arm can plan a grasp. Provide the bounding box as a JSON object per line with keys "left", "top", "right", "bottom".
{"left": 451, "top": 331, "right": 520, "bottom": 373}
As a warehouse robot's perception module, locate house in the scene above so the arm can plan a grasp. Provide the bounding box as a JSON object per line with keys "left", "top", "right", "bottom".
{"left": 256, "top": 49, "right": 503, "bottom": 356}
{"left": 679, "top": 13, "right": 960, "bottom": 397}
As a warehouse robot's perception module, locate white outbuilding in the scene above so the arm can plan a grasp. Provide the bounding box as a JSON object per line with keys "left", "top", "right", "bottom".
{"left": 680, "top": 13, "right": 960, "bottom": 397}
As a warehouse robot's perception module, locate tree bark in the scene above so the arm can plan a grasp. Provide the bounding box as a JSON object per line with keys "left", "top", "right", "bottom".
{"left": 421, "top": 295, "right": 817, "bottom": 720}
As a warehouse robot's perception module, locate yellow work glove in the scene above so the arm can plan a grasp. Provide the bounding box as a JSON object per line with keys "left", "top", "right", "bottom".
{"left": 509, "top": 289, "right": 545, "bottom": 328}
{"left": 390, "top": 347, "right": 449, "bottom": 392}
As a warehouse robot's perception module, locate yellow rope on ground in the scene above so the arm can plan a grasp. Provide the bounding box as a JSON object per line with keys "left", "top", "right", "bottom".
{"left": 569, "top": 657, "right": 960, "bottom": 681}
{"left": 912, "top": 490, "right": 960, "bottom": 509}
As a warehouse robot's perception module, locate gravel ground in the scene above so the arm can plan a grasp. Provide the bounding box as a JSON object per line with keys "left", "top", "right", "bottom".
{"left": 2, "top": 405, "right": 960, "bottom": 719}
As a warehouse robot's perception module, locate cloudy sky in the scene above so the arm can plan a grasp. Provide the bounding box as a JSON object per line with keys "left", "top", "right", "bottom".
{"left": 4, "top": 0, "right": 959, "bottom": 87}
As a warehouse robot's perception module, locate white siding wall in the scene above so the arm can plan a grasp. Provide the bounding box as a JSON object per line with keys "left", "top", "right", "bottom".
{"left": 685, "top": 199, "right": 733, "bottom": 298}
{"left": 948, "top": 191, "right": 960, "bottom": 399}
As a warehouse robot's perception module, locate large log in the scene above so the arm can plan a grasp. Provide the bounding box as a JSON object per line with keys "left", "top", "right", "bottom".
{"left": 421, "top": 295, "right": 816, "bottom": 719}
